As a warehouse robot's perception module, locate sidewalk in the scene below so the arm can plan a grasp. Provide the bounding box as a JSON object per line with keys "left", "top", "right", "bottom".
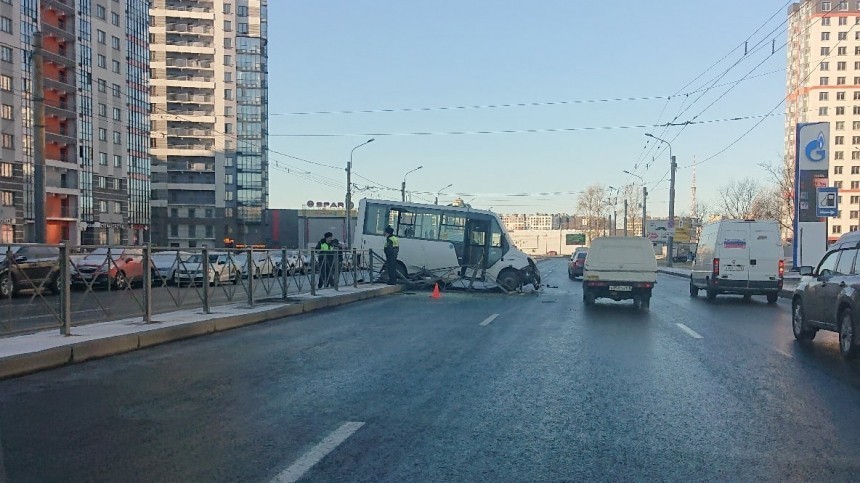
{"left": 0, "top": 284, "right": 401, "bottom": 379}
{"left": 656, "top": 267, "right": 799, "bottom": 297}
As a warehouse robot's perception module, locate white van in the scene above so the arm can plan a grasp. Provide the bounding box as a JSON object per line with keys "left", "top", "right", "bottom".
{"left": 690, "top": 220, "right": 783, "bottom": 303}
{"left": 583, "top": 237, "right": 657, "bottom": 310}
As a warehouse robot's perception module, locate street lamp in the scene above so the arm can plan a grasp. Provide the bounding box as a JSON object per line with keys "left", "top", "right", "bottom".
{"left": 401, "top": 166, "right": 423, "bottom": 202}
{"left": 645, "top": 132, "right": 677, "bottom": 267}
{"left": 435, "top": 183, "right": 453, "bottom": 205}
{"left": 345, "top": 138, "right": 374, "bottom": 250}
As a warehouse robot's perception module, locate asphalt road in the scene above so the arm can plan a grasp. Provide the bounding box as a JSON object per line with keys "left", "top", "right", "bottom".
{"left": 1, "top": 259, "right": 860, "bottom": 481}
{"left": 0, "top": 270, "right": 363, "bottom": 336}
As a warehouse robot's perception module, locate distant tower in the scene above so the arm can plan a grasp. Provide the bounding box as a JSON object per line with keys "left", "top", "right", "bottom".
{"left": 691, "top": 155, "right": 697, "bottom": 220}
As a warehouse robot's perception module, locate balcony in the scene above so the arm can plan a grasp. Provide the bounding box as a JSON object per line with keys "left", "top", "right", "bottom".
{"left": 41, "top": 21, "right": 74, "bottom": 42}
{"left": 47, "top": 205, "right": 79, "bottom": 220}
{"left": 41, "top": 0, "right": 75, "bottom": 16}
{"left": 45, "top": 101, "right": 76, "bottom": 120}
{"left": 166, "top": 93, "right": 213, "bottom": 103}
{"left": 46, "top": 129, "right": 76, "bottom": 145}
{"left": 44, "top": 75, "right": 75, "bottom": 94}
{"left": 168, "top": 128, "right": 214, "bottom": 137}
{"left": 42, "top": 48, "right": 75, "bottom": 68}
{"left": 165, "top": 24, "right": 213, "bottom": 35}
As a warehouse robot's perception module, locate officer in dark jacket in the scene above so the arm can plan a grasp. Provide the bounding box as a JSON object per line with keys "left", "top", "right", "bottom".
{"left": 384, "top": 226, "right": 400, "bottom": 285}
{"left": 316, "top": 232, "right": 334, "bottom": 289}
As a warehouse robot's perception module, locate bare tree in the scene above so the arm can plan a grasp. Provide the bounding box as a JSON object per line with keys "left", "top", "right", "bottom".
{"left": 576, "top": 183, "right": 609, "bottom": 242}
{"left": 620, "top": 184, "right": 643, "bottom": 235}
{"left": 759, "top": 157, "right": 795, "bottom": 238}
{"left": 749, "top": 186, "right": 784, "bottom": 222}
{"left": 718, "top": 178, "right": 761, "bottom": 219}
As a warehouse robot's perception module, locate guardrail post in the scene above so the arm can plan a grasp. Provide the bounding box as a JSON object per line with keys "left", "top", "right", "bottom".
{"left": 310, "top": 250, "right": 316, "bottom": 296}
{"left": 4, "top": 246, "right": 11, "bottom": 301}
{"left": 353, "top": 249, "right": 359, "bottom": 287}
{"left": 281, "top": 248, "right": 288, "bottom": 301}
{"left": 368, "top": 248, "right": 374, "bottom": 284}
{"left": 247, "top": 248, "right": 254, "bottom": 307}
{"left": 142, "top": 243, "right": 152, "bottom": 323}
{"left": 60, "top": 244, "right": 71, "bottom": 335}
{"left": 202, "top": 247, "right": 210, "bottom": 314}
{"left": 334, "top": 249, "right": 340, "bottom": 291}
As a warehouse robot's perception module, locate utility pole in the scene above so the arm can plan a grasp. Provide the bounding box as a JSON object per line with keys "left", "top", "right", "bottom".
{"left": 642, "top": 186, "right": 648, "bottom": 238}
{"left": 667, "top": 155, "right": 677, "bottom": 267}
{"left": 624, "top": 199, "right": 628, "bottom": 237}
{"left": 401, "top": 181, "right": 406, "bottom": 202}
{"left": 33, "top": 32, "right": 46, "bottom": 243}
{"left": 345, "top": 161, "right": 351, "bottom": 247}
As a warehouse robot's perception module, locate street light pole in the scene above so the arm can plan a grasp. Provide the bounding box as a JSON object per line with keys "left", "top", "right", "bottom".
{"left": 645, "top": 133, "right": 676, "bottom": 267}
{"left": 623, "top": 170, "right": 645, "bottom": 238}
{"left": 435, "top": 183, "right": 453, "bottom": 205}
{"left": 401, "top": 166, "right": 423, "bottom": 202}
{"left": 346, "top": 138, "right": 374, "bottom": 250}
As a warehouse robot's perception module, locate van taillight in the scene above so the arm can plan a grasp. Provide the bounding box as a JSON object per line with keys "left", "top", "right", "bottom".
{"left": 779, "top": 260, "right": 784, "bottom": 278}
{"left": 713, "top": 258, "right": 720, "bottom": 277}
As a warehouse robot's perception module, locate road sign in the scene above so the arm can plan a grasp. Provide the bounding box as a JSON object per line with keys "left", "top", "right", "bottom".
{"left": 816, "top": 186, "right": 838, "bottom": 217}
{"left": 646, "top": 219, "right": 675, "bottom": 243}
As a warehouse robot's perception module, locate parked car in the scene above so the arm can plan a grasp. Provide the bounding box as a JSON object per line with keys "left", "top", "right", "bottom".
{"left": 582, "top": 237, "right": 656, "bottom": 310}
{"left": 0, "top": 245, "right": 61, "bottom": 297}
{"left": 568, "top": 250, "right": 587, "bottom": 280}
{"left": 792, "top": 235, "right": 860, "bottom": 358}
{"left": 71, "top": 247, "right": 144, "bottom": 289}
{"left": 690, "top": 220, "right": 783, "bottom": 303}
{"left": 176, "top": 253, "right": 239, "bottom": 286}
{"left": 150, "top": 250, "right": 193, "bottom": 285}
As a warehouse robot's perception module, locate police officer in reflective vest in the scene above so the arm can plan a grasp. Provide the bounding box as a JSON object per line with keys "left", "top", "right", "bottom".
{"left": 384, "top": 226, "right": 400, "bottom": 285}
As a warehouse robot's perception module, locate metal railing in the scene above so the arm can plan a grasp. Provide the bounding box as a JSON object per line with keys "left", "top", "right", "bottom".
{"left": 0, "top": 244, "right": 377, "bottom": 338}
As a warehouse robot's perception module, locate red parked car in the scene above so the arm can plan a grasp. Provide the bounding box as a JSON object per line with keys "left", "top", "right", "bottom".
{"left": 568, "top": 250, "right": 588, "bottom": 279}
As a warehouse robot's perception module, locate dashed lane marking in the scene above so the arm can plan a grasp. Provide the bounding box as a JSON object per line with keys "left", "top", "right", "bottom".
{"left": 272, "top": 421, "right": 365, "bottom": 483}
{"left": 676, "top": 323, "right": 704, "bottom": 339}
{"left": 480, "top": 314, "right": 500, "bottom": 326}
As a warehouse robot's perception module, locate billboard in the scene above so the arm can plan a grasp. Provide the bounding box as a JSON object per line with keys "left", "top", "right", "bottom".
{"left": 565, "top": 233, "right": 586, "bottom": 245}
{"left": 794, "top": 122, "right": 830, "bottom": 268}
{"left": 816, "top": 187, "right": 838, "bottom": 217}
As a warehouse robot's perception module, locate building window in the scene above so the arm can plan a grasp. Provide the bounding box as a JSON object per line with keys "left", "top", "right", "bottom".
{"left": 821, "top": 77, "right": 830, "bottom": 85}
{"left": 822, "top": 62, "right": 830, "bottom": 71}
{"left": 238, "top": 23, "right": 248, "bottom": 34}
{"left": 170, "top": 225, "right": 178, "bottom": 237}
{"left": 853, "top": 166, "right": 860, "bottom": 174}
{"left": 834, "top": 225, "right": 844, "bottom": 234}
{"left": 205, "top": 209, "right": 213, "bottom": 218}
{"left": 112, "top": 60, "right": 120, "bottom": 74}
{"left": 98, "top": 128, "right": 107, "bottom": 141}
{"left": 112, "top": 84, "right": 121, "bottom": 97}
{"left": 97, "top": 30, "right": 106, "bottom": 44}
{"left": 97, "top": 79, "right": 107, "bottom": 92}
{"left": 206, "top": 225, "right": 214, "bottom": 238}
{"left": 112, "top": 108, "right": 121, "bottom": 121}
{"left": 836, "top": 151, "right": 845, "bottom": 159}
{"left": 841, "top": 16, "right": 849, "bottom": 26}
{"left": 0, "top": 104, "right": 11, "bottom": 120}
{"left": 840, "top": 46, "right": 848, "bottom": 55}
{"left": 112, "top": 36, "right": 120, "bottom": 50}
{"left": 854, "top": 106, "right": 860, "bottom": 115}
{"left": 225, "top": 208, "right": 233, "bottom": 217}
{"left": 823, "top": 2, "right": 832, "bottom": 11}
{"left": 836, "top": 166, "right": 844, "bottom": 174}
{"left": 835, "top": 181, "right": 844, "bottom": 188}
{"left": 0, "top": 17, "right": 12, "bottom": 34}
{"left": 224, "top": 89, "right": 233, "bottom": 100}
{"left": 0, "top": 75, "right": 12, "bottom": 91}
{"left": 111, "top": 12, "right": 120, "bottom": 26}
{"left": 820, "top": 91, "right": 830, "bottom": 101}
{"left": 853, "top": 181, "right": 860, "bottom": 189}
{"left": 0, "top": 191, "right": 12, "bottom": 206}
{"left": 839, "top": 61, "right": 847, "bottom": 71}
{"left": 224, "top": 38, "right": 232, "bottom": 49}
{"left": 839, "top": 32, "right": 848, "bottom": 40}
{"left": 840, "top": 0, "right": 849, "bottom": 10}
{"left": 223, "top": 3, "right": 232, "bottom": 14}
{"left": 188, "top": 208, "right": 196, "bottom": 219}
{"left": 0, "top": 163, "right": 11, "bottom": 177}
{"left": 835, "top": 136, "right": 845, "bottom": 145}
{"left": 225, "top": 106, "right": 233, "bottom": 117}
{"left": 96, "top": 4, "right": 106, "bottom": 19}
{"left": 99, "top": 152, "right": 108, "bottom": 165}
{"left": 837, "top": 106, "right": 846, "bottom": 115}
{"left": 854, "top": 150, "right": 860, "bottom": 160}
{"left": 114, "top": 155, "right": 121, "bottom": 167}
{"left": 238, "top": 5, "right": 248, "bottom": 16}
{"left": 0, "top": 46, "right": 12, "bottom": 64}
{"left": 1, "top": 134, "right": 12, "bottom": 149}
{"left": 820, "top": 107, "right": 829, "bottom": 116}
{"left": 98, "top": 201, "right": 108, "bottom": 213}
{"left": 224, "top": 55, "right": 232, "bottom": 65}
{"left": 225, "top": 123, "right": 233, "bottom": 134}
{"left": 188, "top": 225, "right": 196, "bottom": 237}
{"left": 170, "top": 208, "right": 178, "bottom": 218}
{"left": 822, "top": 32, "right": 831, "bottom": 41}
{"left": 838, "top": 76, "right": 847, "bottom": 85}
{"left": 97, "top": 55, "right": 106, "bottom": 69}
{"left": 838, "top": 91, "right": 847, "bottom": 100}
{"left": 223, "top": 20, "right": 232, "bottom": 31}
{"left": 822, "top": 46, "right": 831, "bottom": 55}
{"left": 113, "top": 131, "right": 121, "bottom": 144}
{"left": 114, "top": 201, "right": 122, "bottom": 214}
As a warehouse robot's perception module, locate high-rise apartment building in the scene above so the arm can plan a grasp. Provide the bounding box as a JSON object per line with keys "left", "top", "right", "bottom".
{"left": 786, "top": 0, "right": 860, "bottom": 241}
{"left": 149, "top": 0, "right": 268, "bottom": 248}
{"left": 0, "top": 0, "right": 150, "bottom": 245}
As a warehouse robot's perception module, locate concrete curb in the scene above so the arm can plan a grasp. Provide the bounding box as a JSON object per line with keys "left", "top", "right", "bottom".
{"left": 656, "top": 268, "right": 795, "bottom": 299}
{"left": 0, "top": 284, "right": 402, "bottom": 379}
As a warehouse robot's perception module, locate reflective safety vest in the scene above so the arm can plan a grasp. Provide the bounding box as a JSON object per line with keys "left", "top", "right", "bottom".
{"left": 386, "top": 235, "right": 399, "bottom": 248}
{"left": 319, "top": 242, "right": 332, "bottom": 251}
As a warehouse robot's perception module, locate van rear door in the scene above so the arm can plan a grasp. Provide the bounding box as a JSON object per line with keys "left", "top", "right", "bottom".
{"left": 718, "top": 226, "right": 750, "bottom": 283}
{"left": 748, "top": 224, "right": 781, "bottom": 283}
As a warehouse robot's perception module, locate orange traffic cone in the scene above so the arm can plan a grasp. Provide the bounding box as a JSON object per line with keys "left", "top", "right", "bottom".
{"left": 431, "top": 283, "right": 441, "bottom": 299}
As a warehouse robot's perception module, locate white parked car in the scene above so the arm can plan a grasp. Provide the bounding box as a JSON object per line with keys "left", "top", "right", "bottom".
{"left": 150, "top": 251, "right": 193, "bottom": 285}
{"left": 176, "top": 253, "right": 239, "bottom": 286}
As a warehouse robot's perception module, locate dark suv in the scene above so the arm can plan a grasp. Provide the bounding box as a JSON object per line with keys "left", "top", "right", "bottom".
{"left": 0, "top": 246, "right": 62, "bottom": 298}
{"left": 792, "top": 238, "right": 860, "bottom": 359}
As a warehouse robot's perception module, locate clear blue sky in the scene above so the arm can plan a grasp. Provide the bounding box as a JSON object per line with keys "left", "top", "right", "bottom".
{"left": 268, "top": 0, "right": 790, "bottom": 215}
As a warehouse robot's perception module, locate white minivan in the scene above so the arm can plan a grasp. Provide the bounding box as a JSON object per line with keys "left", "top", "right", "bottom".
{"left": 583, "top": 237, "right": 657, "bottom": 310}
{"left": 690, "top": 220, "right": 784, "bottom": 303}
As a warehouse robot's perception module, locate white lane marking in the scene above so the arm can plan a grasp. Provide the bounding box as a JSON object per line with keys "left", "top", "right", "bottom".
{"left": 676, "top": 323, "right": 703, "bottom": 339}
{"left": 480, "top": 313, "right": 500, "bottom": 326}
{"left": 272, "top": 421, "right": 365, "bottom": 483}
